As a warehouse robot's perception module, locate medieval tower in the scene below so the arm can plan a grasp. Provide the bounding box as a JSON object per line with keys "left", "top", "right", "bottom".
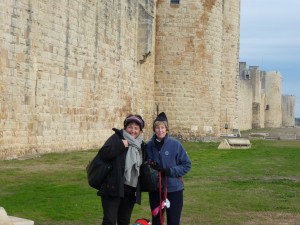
{"left": 282, "top": 95, "right": 296, "bottom": 127}
{"left": 154, "top": 0, "right": 240, "bottom": 139}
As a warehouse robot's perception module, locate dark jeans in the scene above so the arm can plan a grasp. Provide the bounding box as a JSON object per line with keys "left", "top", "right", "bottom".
{"left": 101, "top": 188, "right": 136, "bottom": 225}
{"left": 149, "top": 190, "right": 183, "bottom": 225}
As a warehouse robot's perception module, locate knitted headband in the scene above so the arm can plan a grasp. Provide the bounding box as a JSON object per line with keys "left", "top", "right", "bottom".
{"left": 124, "top": 115, "right": 145, "bottom": 130}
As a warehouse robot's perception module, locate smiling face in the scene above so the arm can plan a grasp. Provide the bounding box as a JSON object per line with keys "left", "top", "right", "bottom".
{"left": 154, "top": 121, "right": 168, "bottom": 141}
{"left": 125, "top": 122, "right": 141, "bottom": 139}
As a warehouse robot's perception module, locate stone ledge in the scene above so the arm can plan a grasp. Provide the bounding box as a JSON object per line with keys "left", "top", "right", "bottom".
{"left": 9, "top": 216, "right": 34, "bottom": 225}
{"left": 0, "top": 207, "right": 34, "bottom": 225}
{"left": 218, "top": 138, "right": 251, "bottom": 149}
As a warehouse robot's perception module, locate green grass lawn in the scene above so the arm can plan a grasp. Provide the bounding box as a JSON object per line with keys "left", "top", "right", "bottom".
{"left": 0, "top": 140, "right": 300, "bottom": 225}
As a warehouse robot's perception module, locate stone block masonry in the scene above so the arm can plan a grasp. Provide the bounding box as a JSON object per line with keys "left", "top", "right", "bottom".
{"left": 1, "top": 0, "right": 292, "bottom": 159}
{"left": 0, "top": 0, "right": 156, "bottom": 158}
{"left": 154, "top": 0, "right": 240, "bottom": 138}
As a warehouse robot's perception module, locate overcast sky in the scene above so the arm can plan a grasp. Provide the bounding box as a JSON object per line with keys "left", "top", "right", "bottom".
{"left": 239, "top": 0, "right": 300, "bottom": 118}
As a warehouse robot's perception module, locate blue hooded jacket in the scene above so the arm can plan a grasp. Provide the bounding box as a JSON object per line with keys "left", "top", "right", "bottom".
{"left": 146, "top": 135, "right": 192, "bottom": 192}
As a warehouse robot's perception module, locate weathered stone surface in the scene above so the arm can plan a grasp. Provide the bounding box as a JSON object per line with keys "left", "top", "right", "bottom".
{"left": 0, "top": 207, "right": 34, "bottom": 225}
{"left": 0, "top": 207, "right": 13, "bottom": 225}
{"left": 0, "top": 0, "right": 294, "bottom": 159}
{"left": 9, "top": 216, "right": 34, "bottom": 225}
{"left": 218, "top": 138, "right": 251, "bottom": 149}
{"left": 218, "top": 139, "right": 231, "bottom": 149}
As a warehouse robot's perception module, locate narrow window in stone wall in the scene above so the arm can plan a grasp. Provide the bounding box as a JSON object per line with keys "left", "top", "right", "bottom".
{"left": 171, "top": 0, "right": 180, "bottom": 4}
{"left": 137, "top": 2, "right": 154, "bottom": 64}
{"left": 243, "top": 70, "right": 250, "bottom": 80}
{"left": 265, "top": 105, "right": 270, "bottom": 110}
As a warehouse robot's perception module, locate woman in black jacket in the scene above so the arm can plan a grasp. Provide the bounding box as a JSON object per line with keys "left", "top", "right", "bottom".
{"left": 98, "top": 114, "right": 146, "bottom": 225}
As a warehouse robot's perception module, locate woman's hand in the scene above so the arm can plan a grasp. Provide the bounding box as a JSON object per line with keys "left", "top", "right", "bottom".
{"left": 149, "top": 161, "right": 171, "bottom": 176}
{"left": 122, "top": 139, "right": 128, "bottom": 148}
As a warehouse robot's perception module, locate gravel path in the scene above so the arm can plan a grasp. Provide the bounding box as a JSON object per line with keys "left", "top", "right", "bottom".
{"left": 241, "top": 126, "right": 300, "bottom": 139}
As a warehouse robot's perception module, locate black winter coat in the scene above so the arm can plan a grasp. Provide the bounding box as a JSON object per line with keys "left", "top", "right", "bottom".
{"left": 97, "top": 128, "right": 145, "bottom": 204}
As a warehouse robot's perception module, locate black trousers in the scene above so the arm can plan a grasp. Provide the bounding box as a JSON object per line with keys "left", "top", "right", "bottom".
{"left": 149, "top": 190, "right": 183, "bottom": 225}
{"left": 101, "top": 190, "right": 136, "bottom": 225}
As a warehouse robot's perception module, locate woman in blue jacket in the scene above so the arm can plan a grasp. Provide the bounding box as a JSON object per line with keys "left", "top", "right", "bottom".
{"left": 146, "top": 112, "right": 192, "bottom": 225}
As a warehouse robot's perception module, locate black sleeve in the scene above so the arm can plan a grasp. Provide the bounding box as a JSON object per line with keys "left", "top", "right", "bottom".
{"left": 98, "top": 133, "right": 127, "bottom": 161}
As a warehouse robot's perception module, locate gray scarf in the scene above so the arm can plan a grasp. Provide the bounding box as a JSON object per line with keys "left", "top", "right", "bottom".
{"left": 123, "top": 130, "right": 143, "bottom": 187}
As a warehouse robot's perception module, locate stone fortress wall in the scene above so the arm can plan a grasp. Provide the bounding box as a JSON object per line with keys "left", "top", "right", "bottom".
{"left": 0, "top": 0, "right": 296, "bottom": 159}
{"left": 0, "top": 0, "right": 156, "bottom": 159}
{"left": 239, "top": 62, "right": 296, "bottom": 130}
